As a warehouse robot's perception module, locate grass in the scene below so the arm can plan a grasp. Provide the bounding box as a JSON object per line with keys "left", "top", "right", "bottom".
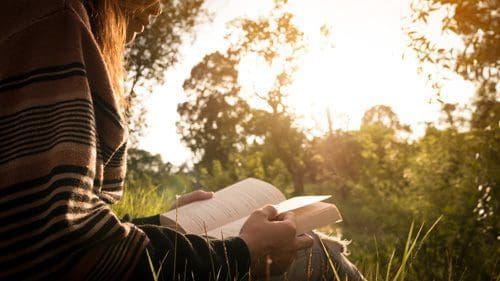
{"left": 111, "top": 184, "right": 178, "bottom": 218}
{"left": 113, "top": 185, "right": 442, "bottom": 281}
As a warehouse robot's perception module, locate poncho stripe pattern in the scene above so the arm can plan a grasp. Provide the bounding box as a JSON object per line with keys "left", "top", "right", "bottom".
{"left": 0, "top": 0, "right": 148, "bottom": 280}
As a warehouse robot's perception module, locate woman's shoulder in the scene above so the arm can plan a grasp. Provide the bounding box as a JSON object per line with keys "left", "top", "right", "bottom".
{"left": 0, "top": 0, "right": 95, "bottom": 92}
{"left": 0, "top": 0, "right": 89, "bottom": 42}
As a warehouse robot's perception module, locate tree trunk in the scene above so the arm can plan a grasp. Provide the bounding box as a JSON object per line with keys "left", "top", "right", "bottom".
{"left": 292, "top": 173, "right": 304, "bottom": 195}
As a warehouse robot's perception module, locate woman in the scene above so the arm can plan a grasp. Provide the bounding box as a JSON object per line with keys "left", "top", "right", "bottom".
{"left": 0, "top": 0, "right": 364, "bottom": 280}
{"left": 0, "top": 0, "right": 311, "bottom": 280}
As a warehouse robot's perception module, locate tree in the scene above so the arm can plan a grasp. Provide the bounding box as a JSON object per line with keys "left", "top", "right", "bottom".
{"left": 361, "top": 105, "right": 411, "bottom": 133}
{"left": 355, "top": 106, "right": 412, "bottom": 227}
{"left": 178, "top": 0, "right": 311, "bottom": 194}
{"left": 406, "top": 0, "right": 499, "bottom": 85}
{"left": 126, "top": 148, "right": 173, "bottom": 190}
{"left": 470, "top": 80, "right": 500, "bottom": 130}
{"left": 125, "top": 0, "right": 206, "bottom": 145}
{"left": 359, "top": 106, "right": 412, "bottom": 192}
{"left": 230, "top": 0, "right": 309, "bottom": 194}
{"left": 178, "top": 52, "right": 250, "bottom": 170}
{"left": 248, "top": 109, "right": 310, "bottom": 195}
{"left": 404, "top": 126, "right": 498, "bottom": 280}
{"left": 308, "top": 130, "right": 363, "bottom": 205}
{"left": 406, "top": 3, "right": 499, "bottom": 278}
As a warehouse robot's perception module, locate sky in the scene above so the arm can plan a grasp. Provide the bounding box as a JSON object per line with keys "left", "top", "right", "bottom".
{"left": 138, "top": 0, "right": 476, "bottom": 166}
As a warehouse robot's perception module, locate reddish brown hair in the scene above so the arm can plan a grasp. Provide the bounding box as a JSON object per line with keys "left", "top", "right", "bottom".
{"left": 84, "top": 0, "right": 159, "bottom": 110}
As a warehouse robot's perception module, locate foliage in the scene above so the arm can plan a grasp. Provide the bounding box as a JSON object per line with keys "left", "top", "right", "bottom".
{"left": 125, "top": 0, "right": 207, "bottom": 146}
{"left": 126, "top": 99, "right": 499, "bottom": 279}
{"left": 178, "top": 52, "right": 250, "bottom": 170}
{"left": 115, "top": 148, "right": 199, "bottom": 218}
{"left": 178, "top": 0, "right": 311, "bottom": 194}
{"left": 406, "top": 0, "right": 499, "bottom": 86}
{"left": 403, "top": 2, "right": 500, "bottom": 278}
{"left": 127, "top": 148, "right": 173, "bottom": 189}
{"left": 120, "top": 0, "right": 499, "bottom": 279}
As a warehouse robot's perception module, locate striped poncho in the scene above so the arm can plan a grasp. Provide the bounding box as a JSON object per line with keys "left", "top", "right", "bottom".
{"left": 0, "top": 0, "right": 148, "bottom": 279}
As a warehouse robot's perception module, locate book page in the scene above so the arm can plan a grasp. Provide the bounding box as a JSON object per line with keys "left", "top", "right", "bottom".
{"left": 294, "top": 202, "right": 342, "bottom": 234}
{"left": 274, "top": 196, "right": 331, "bottom": 213}
{"left": 206, "top": 195, "right": 332, "bottom": 239}
{"left": 161, "top": 178, "right": 286, "bottom": 234}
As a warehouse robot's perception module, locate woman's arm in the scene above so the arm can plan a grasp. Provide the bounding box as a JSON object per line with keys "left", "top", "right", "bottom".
{"left": 0, "top": 2, "right": 250, "bottom": 280}
{"left": 0, "top": 3, "right": 148, "bottom": 279}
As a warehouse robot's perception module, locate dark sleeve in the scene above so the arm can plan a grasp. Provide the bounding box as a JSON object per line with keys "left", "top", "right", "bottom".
{"left": 122, "top": 214, "right": 162, "bottom": 226}
{"left": 132, "top": 225, "right": 251, "bottom": 281}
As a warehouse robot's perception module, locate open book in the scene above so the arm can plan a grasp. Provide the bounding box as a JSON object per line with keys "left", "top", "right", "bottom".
{"left": 161, "top": 178, "right": 342, "bottom": 239}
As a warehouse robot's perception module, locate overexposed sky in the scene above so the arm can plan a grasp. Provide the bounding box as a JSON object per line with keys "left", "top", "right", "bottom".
{"left": 138, "top": 0, "right": 475, "bottom": 166}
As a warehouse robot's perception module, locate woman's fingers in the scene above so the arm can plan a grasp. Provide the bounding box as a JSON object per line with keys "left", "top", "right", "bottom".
{"left": 259, "top": 205, "right": 279, "bottom": 220}
{"left": 239, "top": 208, "right": 315, "bottom": 277}
{"left": 278, "top": 212, "right": 313, "bottom": 250}
{"left": 170, "top": 190, "right": 214, "bottom": 210}
{"left": 182, "top": 190, "right": 214, "bottom": 203}
{"left": 177, "top": 190, "right": 214, "bottom": 206}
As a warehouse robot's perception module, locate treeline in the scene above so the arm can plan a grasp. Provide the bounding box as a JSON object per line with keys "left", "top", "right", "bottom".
{"left": 126, "top": 83, "right": 498, "bottom": 279}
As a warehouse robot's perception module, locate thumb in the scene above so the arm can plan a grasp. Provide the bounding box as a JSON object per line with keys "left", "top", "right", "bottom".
{"left": 259, "top": 204, "right": 278, "bottom": 220}
{"left": 295, "top": 233, "right": 314, "bottom": 250}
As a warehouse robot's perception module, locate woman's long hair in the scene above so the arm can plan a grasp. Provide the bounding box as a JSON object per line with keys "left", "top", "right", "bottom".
{"left": 84, "top": 0, "right": 159, "bottom": 110}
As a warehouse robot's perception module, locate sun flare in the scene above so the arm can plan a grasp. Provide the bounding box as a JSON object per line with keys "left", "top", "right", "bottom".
{"left": 141, "top": 0, "right": 476, "bottom": 164}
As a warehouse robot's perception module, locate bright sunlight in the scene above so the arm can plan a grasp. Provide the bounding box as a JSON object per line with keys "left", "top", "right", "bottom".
{"left": 140, "top": 0, "right": 475, "bottom": 165}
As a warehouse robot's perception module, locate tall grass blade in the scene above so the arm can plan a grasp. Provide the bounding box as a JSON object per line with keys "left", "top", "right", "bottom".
{"left": 412, "top": 215, "right": 442, "bottom": 261}
{"left": 318, "top": 237, "right": 342, "bottom": 281}
{"left": 146, "top": 249, "right": 159, "bottom": 281}
{"left": 374, "top": 235, "right": 380, "bottom": 281}
{"left": 385, "top": 248, "right": 396, "bottom": 281}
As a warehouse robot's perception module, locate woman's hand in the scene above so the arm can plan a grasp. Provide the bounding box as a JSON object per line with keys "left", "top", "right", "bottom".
{"left": 169, "top": 190, "right": 214, "bottom": 210}
{"left": 160, "top": 190, "right": 213, "bottom": 230}
{"left": 239, "top": 205, "right": 314, "bottom": 277}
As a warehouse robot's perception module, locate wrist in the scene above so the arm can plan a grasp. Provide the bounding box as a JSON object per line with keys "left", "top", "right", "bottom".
{"left": 239, "top": 233, "right": 258, "bottom": 262}
{"left": 240, "top": 233, "right": 266, "bottom": 270}
{"left": 239, "top": 233, "right": 267, "bottom": 277}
